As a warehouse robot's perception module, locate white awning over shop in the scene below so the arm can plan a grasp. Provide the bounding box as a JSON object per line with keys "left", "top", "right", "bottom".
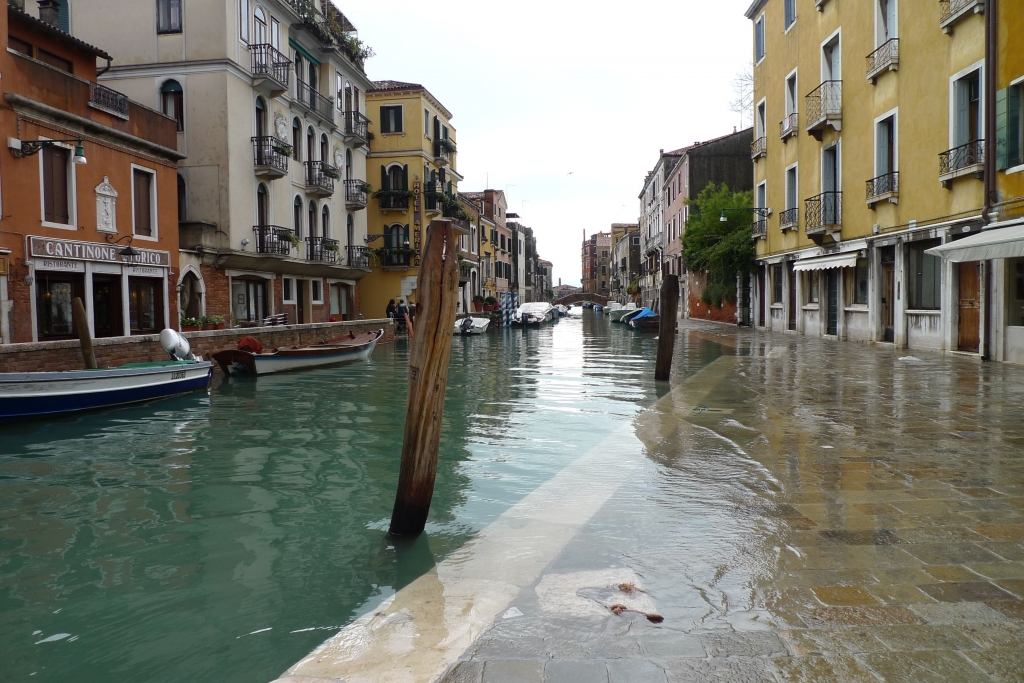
{"left": 792, "top": 253, "right": 859, "bottom": 272}
{"left": 925, "top": 222, "right": 1024, "bottom": 262}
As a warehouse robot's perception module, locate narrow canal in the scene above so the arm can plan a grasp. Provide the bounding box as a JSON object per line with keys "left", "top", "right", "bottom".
{"left": 0, "top": 313, "right": 724, "bottom": 683}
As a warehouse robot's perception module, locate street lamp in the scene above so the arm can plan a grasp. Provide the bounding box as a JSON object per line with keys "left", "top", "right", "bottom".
{"left": 9, "top": 137, "right": 87, "bottom": 164}
{"left": 105, "top": 234, "right": 139, "bottom": 260}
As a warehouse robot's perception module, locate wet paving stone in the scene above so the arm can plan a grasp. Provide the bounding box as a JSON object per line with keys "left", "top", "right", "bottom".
{"left": 870, "top": 624, "right": 981, "bottom": 652}
{"left": 819, "top": 529, "right": 903, "bottom": 545}
{"left": 605, "top": 659, "right": 667, "bottom": 683}
{"left": 660, "top": 657, "right": 779, "bottom": 683}
{"left": 543, "top": 660, "right": 609, "bottom": 683}
{"left": 481, "top": 660, "right": 545, "bottom": 683}
{"left": 772, "top": 654, "right": 880, "bottom": 682}
{"left": 859, "top": 650, "right": 994, "bottom": 682}
{"left": 811, "top": 585, "right": 882, "bottom": 606}
{"left": 918, "top": 581, "right": 1016, "bottom": 603}
{"left": 962, "top": 646, "right": 1024, "bottom": 682}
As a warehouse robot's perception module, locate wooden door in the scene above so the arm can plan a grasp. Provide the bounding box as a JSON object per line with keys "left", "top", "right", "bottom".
{"left": 882, "top": 261, "right": 895, "bottom": 342}
{"left": 296, "top": 280, "right": 306, "bottom": 324}
{"left": 758, "top": 269, "right": 766, "bottom": 326}
{"left": 958, "top": 261, "right": 981, "bottom": 352}
{"left": 92, "top": 275, "right": 122, "bottom": 338}
{"left": 788, "top": 266, "right": 797, "bottom": 330}
{"left": 826, "top": 271, "right": 839, "bottom": 336}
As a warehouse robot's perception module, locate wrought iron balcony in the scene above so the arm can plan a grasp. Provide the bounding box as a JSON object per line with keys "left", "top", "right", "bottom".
{"left": 424, "top": 182, "right": 444, "bottom": 213}
{"left": 779, "top": 207, "right": 799, "bottom": 230}
{"left": 252, "top": 136, "right": 289, "bottom": 179}
{"left": 343, "top": 111, "right": 369, "bottom": 142}
{"left": 88, "top": 83, "right": 130, "bottom": 119}
{"left": 805, "top": 192, "right": 842, "bottom": 236}
{"left": 430, "top": 138, "right": 450, "bottom": 165}
{"left": 866, "top": 39, "right": 899, "bottom": 83}
{"left": 939, "top": 140, "right": 985, "bottom": 186}
{"left": 250, "top": 44, "right": 290, "bottom": 94}
{"left": 780, "top": 113, "right": 798, "bottom": 140}
{"left": 304, "top": 160, "right": 337, "bottom": 196}
{"left": 253, "top": 225, "right": 295, "bottom": 255}
{"left": 805, "top": 81, "right": 842, "bottom": 137}
{"left": 296, "top": 79, "right": 335, "bottom": 126}
{"left": 346, "top": 245, "right": 371, "bottom": 268}
{"left": 307, "top": 236, "right": 339, "bottom": 263}
{"left": 344, "top": 179, "right": 368, "bottom": 209}
{"left": 866, "top": 171, "right": 899, "bottom": 205}
{"left": 751, "top": 136, "right": 767, "bottom": 160}
{"left": 376, "top": 190, "right": 412, "bottom": 211}
{"left": 940, "top": 0, "right": 985, "bottom": 34}
{"left": 751, "top": 218, "right": 767, "bottom": 240}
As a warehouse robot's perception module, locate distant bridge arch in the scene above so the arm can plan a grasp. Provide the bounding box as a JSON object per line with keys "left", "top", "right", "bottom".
{"left": 552, "top": 292, "right": 612, "bottom": 306}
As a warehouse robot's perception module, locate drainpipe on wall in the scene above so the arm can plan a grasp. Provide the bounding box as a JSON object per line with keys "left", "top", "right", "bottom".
{"left": 982, "top": 0, "right": 997, "bottom": 361}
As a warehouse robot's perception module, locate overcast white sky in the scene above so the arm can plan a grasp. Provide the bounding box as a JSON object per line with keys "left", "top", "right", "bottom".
{"left": 343, "top": 0, "right": 754, "bottom": 287}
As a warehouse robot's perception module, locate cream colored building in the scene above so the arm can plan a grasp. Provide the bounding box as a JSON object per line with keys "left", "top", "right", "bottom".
{"left": 67, "top": 0, "right": 374, "bottom": 325}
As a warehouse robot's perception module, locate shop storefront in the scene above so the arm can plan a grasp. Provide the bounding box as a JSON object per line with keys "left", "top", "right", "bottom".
{"left": 29, "top": 237, "right": 171, "bottom": 342}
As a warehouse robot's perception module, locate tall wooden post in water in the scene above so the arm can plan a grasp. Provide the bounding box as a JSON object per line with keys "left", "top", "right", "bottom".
{"left": 72, "top": 297, "right": 97, "bottom": 370}
{"left": 389, "top": 219, "right": 460, "bottom": 536}
{"left": 655, "top": 274, "right": 679, "bottom": 381}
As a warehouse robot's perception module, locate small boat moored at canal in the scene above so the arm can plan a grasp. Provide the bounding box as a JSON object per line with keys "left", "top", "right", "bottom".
{"left": 0, "top": 329, "right": 213, "bottom": 420}
{"left": 619, "top": 308, "right": 649, "bottom": 325}
{"left": 513, "top": 302, "right": 556, "bottom": 325}
{"left": 628, "top": 309, "right": 660, "bottom": 331}
{"left": 555, "top": 305, "right": 568, "bottom": 317}
{"left": 212, "top": 329, "right": 383, "bottom": 376}
{"left": 610, "top": 303, "right": 638, "bottom": 322}
{"left": 454, "top": 317, "right": 490, "bottom": 335}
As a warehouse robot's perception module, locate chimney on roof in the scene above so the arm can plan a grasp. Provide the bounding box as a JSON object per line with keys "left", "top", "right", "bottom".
{"left": 37, "top": 0, "right": 59, "bottom": 26}
{"left": 659, "top": 148, "right": 663, "bottom": 154}
{"left": 734, "top": 126, "right": 737, "bottom": 133}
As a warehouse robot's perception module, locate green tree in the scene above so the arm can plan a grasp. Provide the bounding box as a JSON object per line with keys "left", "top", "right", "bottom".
{"left": 681, "top": 182, "right": 754, "bottom": 307}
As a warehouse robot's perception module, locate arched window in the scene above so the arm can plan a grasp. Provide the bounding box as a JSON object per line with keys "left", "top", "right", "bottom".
{"left": 345, "top": 149, "right": 352, "bottom": 180}
{"left": 291, "top": 117, "right": 301, "bottom": 160}
{"left": 253, "top": 6, "right": 267, "bottom": 44}
{"left": 344, "top": 82, "right": 353, "bottom": 112}
{"left": 256, "top": 183, "right": 269, "bottom": 226}
{"left": 308, "top": 62, "right": 317, "bottom": 91}
{"left": 386, "top": 224, "right": 409, "bottom": 266}
{"left": 161, "top": 79, "right": 184, "bottom": 131}
{"left": 387, "top": 164, "right": 405, "bottom": 190}
{"left": 321, "top": 205, "right": 330, "bottom": 238}
{"left": 255, "top": 96, "right": 266, "bottom": 138}
{"left": 294, "top": 52, "right": 303, "bottom": 83}
{"left": 179, "top": 270, "right": 203, "bottom": 319}
{"left": 177, "top": 174, "right": 187, "bottom": 222}
{"left": 320, "top": 134, "right": 329, "bottom": 166}
{"left": 306, "top": 126, "right": 315, "bottom": 162}
{"left": 308, "top": 201, "right": 317, "bottom": 238}
{"left": 293, "top": 196, "right": 303, "bottom": 238}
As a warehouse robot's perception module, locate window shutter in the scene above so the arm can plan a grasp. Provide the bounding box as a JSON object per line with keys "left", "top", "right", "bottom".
{"left": 403, "top": 224, "right": 410, "bottom": 246}
{"left": 381, "top": 165, "right": 388, "bottom": 191}
{"left": 955, "top": 80, "right": 969, "bottom": 147}
{"left": 787, "top": 170, "right": 796, "bottom": 209}
{"left": 1008, "top": 86, "right": 1022, "bottom": 168}
{"left": 380, "top": 107, "right": 391, "bottom": 134}
{"left": 402, "top": 164, "right": 408, "bottom": 190}
{"left": 996, "top": 87, "right": 1009, "bottom": 170}
{"left": 134, "top": 170, "right": 153, "bottom": 236}
{"left": 885, "top": 0, "right": 896, "bottom": 40}
{"left": 48, "top": 147, "right": 70, "bottom": 224}
{"left": 876, "top": 122, "right": 889, "bottom": 175}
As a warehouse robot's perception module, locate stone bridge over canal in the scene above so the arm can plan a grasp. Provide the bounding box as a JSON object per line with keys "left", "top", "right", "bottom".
{"left": 551, "top": 292, "right": 613, "bottom": 307}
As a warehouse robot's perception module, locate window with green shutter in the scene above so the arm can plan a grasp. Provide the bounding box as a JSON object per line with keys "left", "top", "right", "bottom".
{"left": 997, "top": 84, "right": 1023, "bottom": 171}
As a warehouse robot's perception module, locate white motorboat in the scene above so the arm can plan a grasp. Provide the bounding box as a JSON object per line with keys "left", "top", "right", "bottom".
{"left": 454, "top": 317, "right": 490, "bottom": 335}
{"left": 513, "top": 302, "right": 555, "bottom": 325}
{"left": 565, "top": 305, "right": 584, "bottom": 317}
{"left": 555, "top": 305, "right": 568, "bottom": 317}
{"left": 609, "top": 303, "right": 638, "bottom": 322}
{"left": 603, "top": 302, "right": 624, "bottom": 316}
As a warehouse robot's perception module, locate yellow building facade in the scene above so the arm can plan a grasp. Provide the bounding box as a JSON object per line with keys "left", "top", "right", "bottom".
{"left": 357, "top": 81, "right": 459, "bottom": 318}
{"left": 746, "top": 0, "right": 988, "bottom": 354}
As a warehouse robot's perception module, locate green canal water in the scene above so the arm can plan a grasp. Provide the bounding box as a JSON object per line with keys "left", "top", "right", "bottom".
{"left": 0, "top": 313, "right": 723, "bottom": 683}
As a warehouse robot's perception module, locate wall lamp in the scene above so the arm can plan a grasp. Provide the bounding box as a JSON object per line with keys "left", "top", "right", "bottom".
{"left": 8, "top": 137, "right": 87, "bottom": 164}
{"left": 105, "top": 234, "right": 139, "bottom": 260}
{"left": 720, "top": 207, "right": 770, "bottom": 222}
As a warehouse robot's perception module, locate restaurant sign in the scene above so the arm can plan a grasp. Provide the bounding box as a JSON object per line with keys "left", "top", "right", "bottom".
{"left": 30, "top": 237, "right": 170, "bottom": 267}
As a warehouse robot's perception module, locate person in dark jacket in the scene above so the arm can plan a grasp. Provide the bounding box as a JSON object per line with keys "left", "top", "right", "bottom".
{"left": 385, "top": 299, "right": 396, "bottom": 318}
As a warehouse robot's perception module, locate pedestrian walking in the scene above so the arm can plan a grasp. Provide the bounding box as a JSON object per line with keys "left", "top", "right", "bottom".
{"left": 386, "top": 299, "right": 396, "bottom": 319}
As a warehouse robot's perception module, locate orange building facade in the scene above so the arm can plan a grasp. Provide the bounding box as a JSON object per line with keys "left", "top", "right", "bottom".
{"left": 0, "top": 4, "right": 181, "bottom": 345}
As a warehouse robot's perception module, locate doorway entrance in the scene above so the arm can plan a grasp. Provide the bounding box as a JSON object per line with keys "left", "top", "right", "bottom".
{"left": 881, "top": 247, "right": 895, "bottom": 342}
{"left": 788, "top": 263, "right": 797, "bottom": 331}
{"left": 826, "top": 270, "right": 839, "bottom": 336}
{"left": 957, "top": 261, "right": 981, "bottom": 352}
{"left": 296, "top": 279, "right": 306, "bottom": 324}
{"left": 93, "top": 275, "right": 123, "bottom": 338}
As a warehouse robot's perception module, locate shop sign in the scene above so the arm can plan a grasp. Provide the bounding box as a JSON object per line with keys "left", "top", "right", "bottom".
{"left": 127, "top": 265, "right": 164, "bottom": 277}
{"left": 36, "top": 258, "right": 85, "bottom": 273}
{"left": 30, "top": 236, "right": 170, "bottom": 267}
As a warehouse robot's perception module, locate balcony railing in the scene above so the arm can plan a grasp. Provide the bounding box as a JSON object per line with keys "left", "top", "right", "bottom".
{"left": 376, "top": 189, "right": 412, "bottom": 211}
{"left": 751, "top": 136, "right": 767, "bottom": 159}
{"left": 433, "top": 139, "right": 451, "bottom": 165}
{"left": 89, "top": 83, "right": 130, "bottom": 118}
{"left": 304, "top": 160, "right": 337, "bottom": 195}
{"left": 296, "top": 79, "right": 335, "bottom": 124}
{"left": 253, "top": 225, "right": 294, "bottom": 255}
{"left": 866, "top": 39, "right": 899, "bottom": 82}
{"left": 251, "top": 44, "right": 291, "bottom": 91}
{"left": 423, "top": 182, "right": 443, "bottom": 212}
{"left": 344, "top": 179, "right": 368, "bottom": 208}
{"left": 779, "top": 207, "right": 799, "bottom": 230}
{"left": 252, "top": 136, "right": 289, "bottom": 178}
{"left": 939, "top": 140, "right": 985, "bottom": 185}
{"left": 343, "top": 111, "right": 369, "bottom": 141}
{"left": 307, "top": 236, "right": 339, "bottom": 263}
{"left": 805, "top": 81, "right": 842, "bottom": 135}
{"left": 805, "top": 192, "right": 842, "bottom": 235}
{"left": 751, "top": 218, "right": 767, "bottom": 239}
{"left": 347, "top": 245, "right": 371, "bottom": 268}
{"left": 940, "top": 0, "right": 984, "bottom": 33}
{"left": 780, "top": 113, "right": 798, "bottom": 139}
{"left": 866, "top": 171, "right": 899, "bottom": 204}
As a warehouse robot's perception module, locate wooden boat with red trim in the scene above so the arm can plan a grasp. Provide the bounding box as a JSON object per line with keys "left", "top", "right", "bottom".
{"left": 212, "top": 328, "right": 384, "bottom": 376}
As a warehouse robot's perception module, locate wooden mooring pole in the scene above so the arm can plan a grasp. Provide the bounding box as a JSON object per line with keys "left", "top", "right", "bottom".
{"left": 654, "top": 274, "right": 679, "bottom": 381}
{"left": 389, "top": 219, "right": 460, "bottom": 536}
{"left": 72, "top": 297, "right": 98, "bottom": 370}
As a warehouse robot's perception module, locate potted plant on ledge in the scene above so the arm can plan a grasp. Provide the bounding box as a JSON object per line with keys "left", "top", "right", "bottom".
{"left": 273, "top": 140, "right": 293, "bottom": 157}
{"left": 180, "top": 317, "right": 201, "bottom": 332}
{"left": 483, "top": 296, "right": 497, "bottom": 312}
{"left": 200, "top": 315, "right": 225, "bottom": 331}
{"left": 472, "top": 294, "right": 484, "bottom": 312}
{"left": 322, "top": 165, "right": 340, "bottom": 180}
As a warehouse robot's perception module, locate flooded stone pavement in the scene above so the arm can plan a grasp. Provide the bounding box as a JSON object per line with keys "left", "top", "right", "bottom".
{"left": 435, "top": 321, "right": 1024, "bottom": 683}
